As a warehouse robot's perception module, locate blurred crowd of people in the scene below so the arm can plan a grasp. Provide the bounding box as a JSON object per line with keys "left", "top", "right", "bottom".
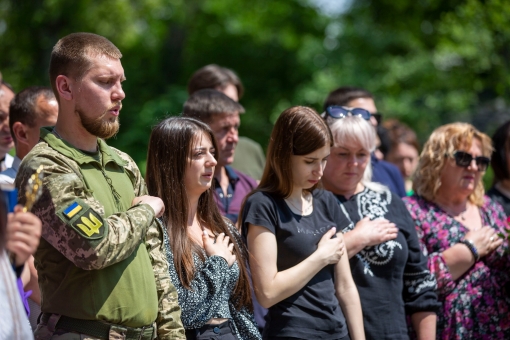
{"left": 1, "top": 32, "right": 510, "bottom": 340}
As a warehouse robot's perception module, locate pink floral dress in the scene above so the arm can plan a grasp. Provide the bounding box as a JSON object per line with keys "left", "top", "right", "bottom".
{"left": 404, "top": 195, "right": 510, "bottom": 339}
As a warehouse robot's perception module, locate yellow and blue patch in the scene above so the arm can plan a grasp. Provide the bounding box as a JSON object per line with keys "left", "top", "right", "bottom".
{"left": 63, "top": 202, "right": 83, "bottom": 218}
{"left": 57, "top": 199, "right": 106, "bottom": 240}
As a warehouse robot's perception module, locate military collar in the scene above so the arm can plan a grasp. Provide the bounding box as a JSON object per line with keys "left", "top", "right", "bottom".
{"left": 40, "top": 127, "right": 127, "bottom": 167}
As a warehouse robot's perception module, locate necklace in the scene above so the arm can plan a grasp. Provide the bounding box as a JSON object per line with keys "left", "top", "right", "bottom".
{"left": 435, "top": 201, "right": 468, "bottom": 221}
{"left": 285, "top": 193, "right": 313, "bottom": 215}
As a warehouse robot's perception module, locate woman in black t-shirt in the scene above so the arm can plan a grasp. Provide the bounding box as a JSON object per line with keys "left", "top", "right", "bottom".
{"left": 321, "top": 107, "right": 439, "bottom": 340}
{"left": 241, "top": 106, "right": 365, "bottom": 340}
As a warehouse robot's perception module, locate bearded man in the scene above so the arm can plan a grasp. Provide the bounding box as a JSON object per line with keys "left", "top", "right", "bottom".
{"left": 15, "top": 32, "right": 184, "bottom": 340}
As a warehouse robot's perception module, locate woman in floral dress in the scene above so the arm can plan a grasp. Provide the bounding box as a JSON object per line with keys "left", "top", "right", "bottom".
{"left": 404, "top": 122, "right": 510, "bottom": 339}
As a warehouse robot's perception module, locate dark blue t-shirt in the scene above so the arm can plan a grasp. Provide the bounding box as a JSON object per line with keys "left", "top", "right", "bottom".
{"left": 371, "top": 154, "right": 406, "bottom": 197}
{"left": 242, "top": 190, "right": 350, "bottom": 339}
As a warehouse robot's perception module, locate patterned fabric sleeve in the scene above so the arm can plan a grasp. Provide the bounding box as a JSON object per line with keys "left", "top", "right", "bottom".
{"left": 162, "top": 227, "right": 237, "bottom": 329}
{"left": 15, "top": 147, "right": 154, "bottom": 270}
{"left": 224, "top": 219, "right": 262, "bottom": 340}
{"left": 404, "top": 196, "right": 457, "bottom": 295}
{"left": 145, "top": 220, "right": 185, "bottom": 339}
{"left": 397, "top": 199, "right": 440, "bottom": 314}
{"left": 482, "top": 197, "right": 510, "bottom": 273}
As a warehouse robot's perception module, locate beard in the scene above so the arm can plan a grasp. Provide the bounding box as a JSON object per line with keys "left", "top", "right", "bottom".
{"left": 76, "top": 103, "right": 120, "bottom": 139}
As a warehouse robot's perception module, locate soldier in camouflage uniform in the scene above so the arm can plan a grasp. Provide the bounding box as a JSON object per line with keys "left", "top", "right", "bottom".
{"left": 15, "top": 32, "right": 185, "bottom": 340}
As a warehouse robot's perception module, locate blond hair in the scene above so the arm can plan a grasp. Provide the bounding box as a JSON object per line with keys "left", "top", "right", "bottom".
{"left": 413, "top": 122, "right": 493, "bottom": 206}
{"left": 326, "top": 115, "right": 386, "bottom": 192}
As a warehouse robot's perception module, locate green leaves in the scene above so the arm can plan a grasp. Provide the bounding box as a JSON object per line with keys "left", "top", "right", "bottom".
{"left": 2, "top": 0, "right": 510, "bottom": 178}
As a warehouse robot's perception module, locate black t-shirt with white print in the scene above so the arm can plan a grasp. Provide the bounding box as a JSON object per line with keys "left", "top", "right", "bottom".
{"left": 335, "top": 186, "right": 439, "bottom": 340}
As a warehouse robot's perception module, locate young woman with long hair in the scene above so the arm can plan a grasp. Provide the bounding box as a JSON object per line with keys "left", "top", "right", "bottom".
{"left": 241, "top": 106, "right": 365, "bottom": 340}
{"left": 146, "top": 116, "right": 260, "bottom": 340}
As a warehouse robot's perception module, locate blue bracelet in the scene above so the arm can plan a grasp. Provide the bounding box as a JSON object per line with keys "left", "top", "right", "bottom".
{"left": 460, "top": 239, "right": 480, "bottom": 262}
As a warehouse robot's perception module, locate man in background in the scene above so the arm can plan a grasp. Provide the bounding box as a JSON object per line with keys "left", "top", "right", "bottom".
{"left": 182, "top": 89, "right": 257, "bottom": 224}
{"left": 324, "top": 86, "right": 406, "bottom": 197}
{"left": 0, "top": 86, "right": 58, "bottom": 185}
{"left": 0, "top": 86, "right": 59, "bottom": 329}
{"left": 187, "top": 64, "right": 265, "bottom": 180}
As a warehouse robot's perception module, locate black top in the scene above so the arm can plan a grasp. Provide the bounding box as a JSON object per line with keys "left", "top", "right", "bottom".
{"left": 335, "top": 187, "right": 440, "bottom": 340}
{"left": 487, "top": 186, "right": 510, "bottom": 217}
{"left": 242, "top": 190, "right": 349, "bottom": 339}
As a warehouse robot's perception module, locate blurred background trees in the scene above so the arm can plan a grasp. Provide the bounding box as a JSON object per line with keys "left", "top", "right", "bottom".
{"left": 1, "top": 0, "right": 510, "bottom": 174}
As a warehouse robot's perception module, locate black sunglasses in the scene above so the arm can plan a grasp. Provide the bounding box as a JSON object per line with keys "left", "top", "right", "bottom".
{"left": 325, "top": 106, "right": 371, "bottom": 121}
{"left": 451, "top": 151, "right": 490, "bottom": 171}
{"left": 371, "top": 112, "right": 382, "bottom": 125}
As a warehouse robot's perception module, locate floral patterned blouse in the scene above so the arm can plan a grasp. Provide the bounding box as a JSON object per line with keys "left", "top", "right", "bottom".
{"left": 161, "top": 222, "right": 261, "bottom": 340}
{"left": 404, "top": 195, "right": 510, "bottom": 339}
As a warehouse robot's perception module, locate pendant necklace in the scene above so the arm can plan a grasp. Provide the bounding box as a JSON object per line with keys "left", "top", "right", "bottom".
{"left": 286, "top": 193, "right": 313, "bottom": 215}
{"left": 436, "top": 201, "right": 467, "bottom": 221}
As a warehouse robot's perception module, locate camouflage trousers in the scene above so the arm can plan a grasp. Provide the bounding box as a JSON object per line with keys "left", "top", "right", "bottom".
{"left": 34, "top": 314, "right": 131, "bottom": 340}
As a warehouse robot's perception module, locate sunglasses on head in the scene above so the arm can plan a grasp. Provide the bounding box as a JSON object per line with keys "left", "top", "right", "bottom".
{"left": 451, "top": 151, "right": 490, "bottom": 172}
{"left": 325, "top": 106, "right": 371, "bottom": 121}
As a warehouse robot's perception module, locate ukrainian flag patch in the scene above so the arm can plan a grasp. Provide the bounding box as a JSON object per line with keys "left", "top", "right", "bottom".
{"left": 57, "top": 199, "right": 106, "bottom": 240}
{"left": 63, "top": 201, "right": 83, "bottom": 219}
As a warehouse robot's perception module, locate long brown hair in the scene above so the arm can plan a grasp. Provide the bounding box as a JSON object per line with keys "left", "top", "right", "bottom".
{"left": 146, "top": 116, "right": 252, "bottom": 310}
{"left": 257, "top": 106, "right": 332, "bottom": 198}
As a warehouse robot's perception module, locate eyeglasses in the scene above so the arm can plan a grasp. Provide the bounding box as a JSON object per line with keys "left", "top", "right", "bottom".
{"left": 451, "top": 151, "right": 490, "bottom": 172}
{"left": 325, "top": 106, "right": 371, "bottom": 121}
{"left": 371, "top": 112, "right": 382, "bottom": 125}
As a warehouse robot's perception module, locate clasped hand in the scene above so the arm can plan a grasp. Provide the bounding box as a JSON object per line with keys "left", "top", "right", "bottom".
{"left": 316, "top": 227, "right": 345, "bottom": 265}
{"left": 6, "top": 205, "right": 42, "bottom": 267}
{"left": 465, "top": 226, "right": 503, "bottom": 258}
{"left": 202, "top": 228, "right": 236, "bottom": 267}
{"left": 132, "top": 195, "right": 165, "bottom": 218}
{"left": 355, "top": 217, "right": 398, "bottom": 247}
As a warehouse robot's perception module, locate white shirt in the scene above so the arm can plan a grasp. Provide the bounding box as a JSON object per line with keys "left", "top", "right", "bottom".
{"left": 0, "top": 155, "right": 21, "bottom": 186}
{"left": 0, "top": 250, "right": 33, "bottom": 339}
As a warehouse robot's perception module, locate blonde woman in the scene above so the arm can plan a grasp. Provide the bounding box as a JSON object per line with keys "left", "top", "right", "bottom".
{"left": 404, "top": 123, "right": 510, "bottom": 339}
{"left": 322, "top": 106, "right": 439, "bottom": 340}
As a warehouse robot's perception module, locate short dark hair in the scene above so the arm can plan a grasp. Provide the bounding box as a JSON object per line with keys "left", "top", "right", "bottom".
{"left": 49, "top": 32, "right": 122, "bottom": 101}
{"left": 323, "top": 86, "right": 374, "bottom": 111}
{"left": 182, "top": 89, "right": 245, "bottom": 123}
{"left": 9, "top": 86, "right": 55, "bottom": 138}
{"left": 383, "top": 119, "right": 420, "bottom": 152}
{"left": 491, "top": 120, "right": 510, "bottom": 182}
{"left": 187, "top": 64, "right": 244, "bottom": 99}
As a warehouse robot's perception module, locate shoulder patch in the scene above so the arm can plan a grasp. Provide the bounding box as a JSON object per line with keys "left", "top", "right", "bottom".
{"left": 57, "top": 199, "right": 106, "bottom": 240}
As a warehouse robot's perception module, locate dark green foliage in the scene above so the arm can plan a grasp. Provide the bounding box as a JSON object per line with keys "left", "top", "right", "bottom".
{"left": 1, "top": 0, "right": 510, "bottom": 186}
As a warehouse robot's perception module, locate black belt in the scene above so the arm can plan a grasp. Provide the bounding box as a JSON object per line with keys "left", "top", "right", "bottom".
{"left": 41, "top": 313, "right": 154, "bottom": 340}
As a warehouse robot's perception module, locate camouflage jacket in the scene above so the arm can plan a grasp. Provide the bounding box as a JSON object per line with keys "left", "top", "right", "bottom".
{"left": 16, "top": 128, "right": 185, "bottom": 339}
